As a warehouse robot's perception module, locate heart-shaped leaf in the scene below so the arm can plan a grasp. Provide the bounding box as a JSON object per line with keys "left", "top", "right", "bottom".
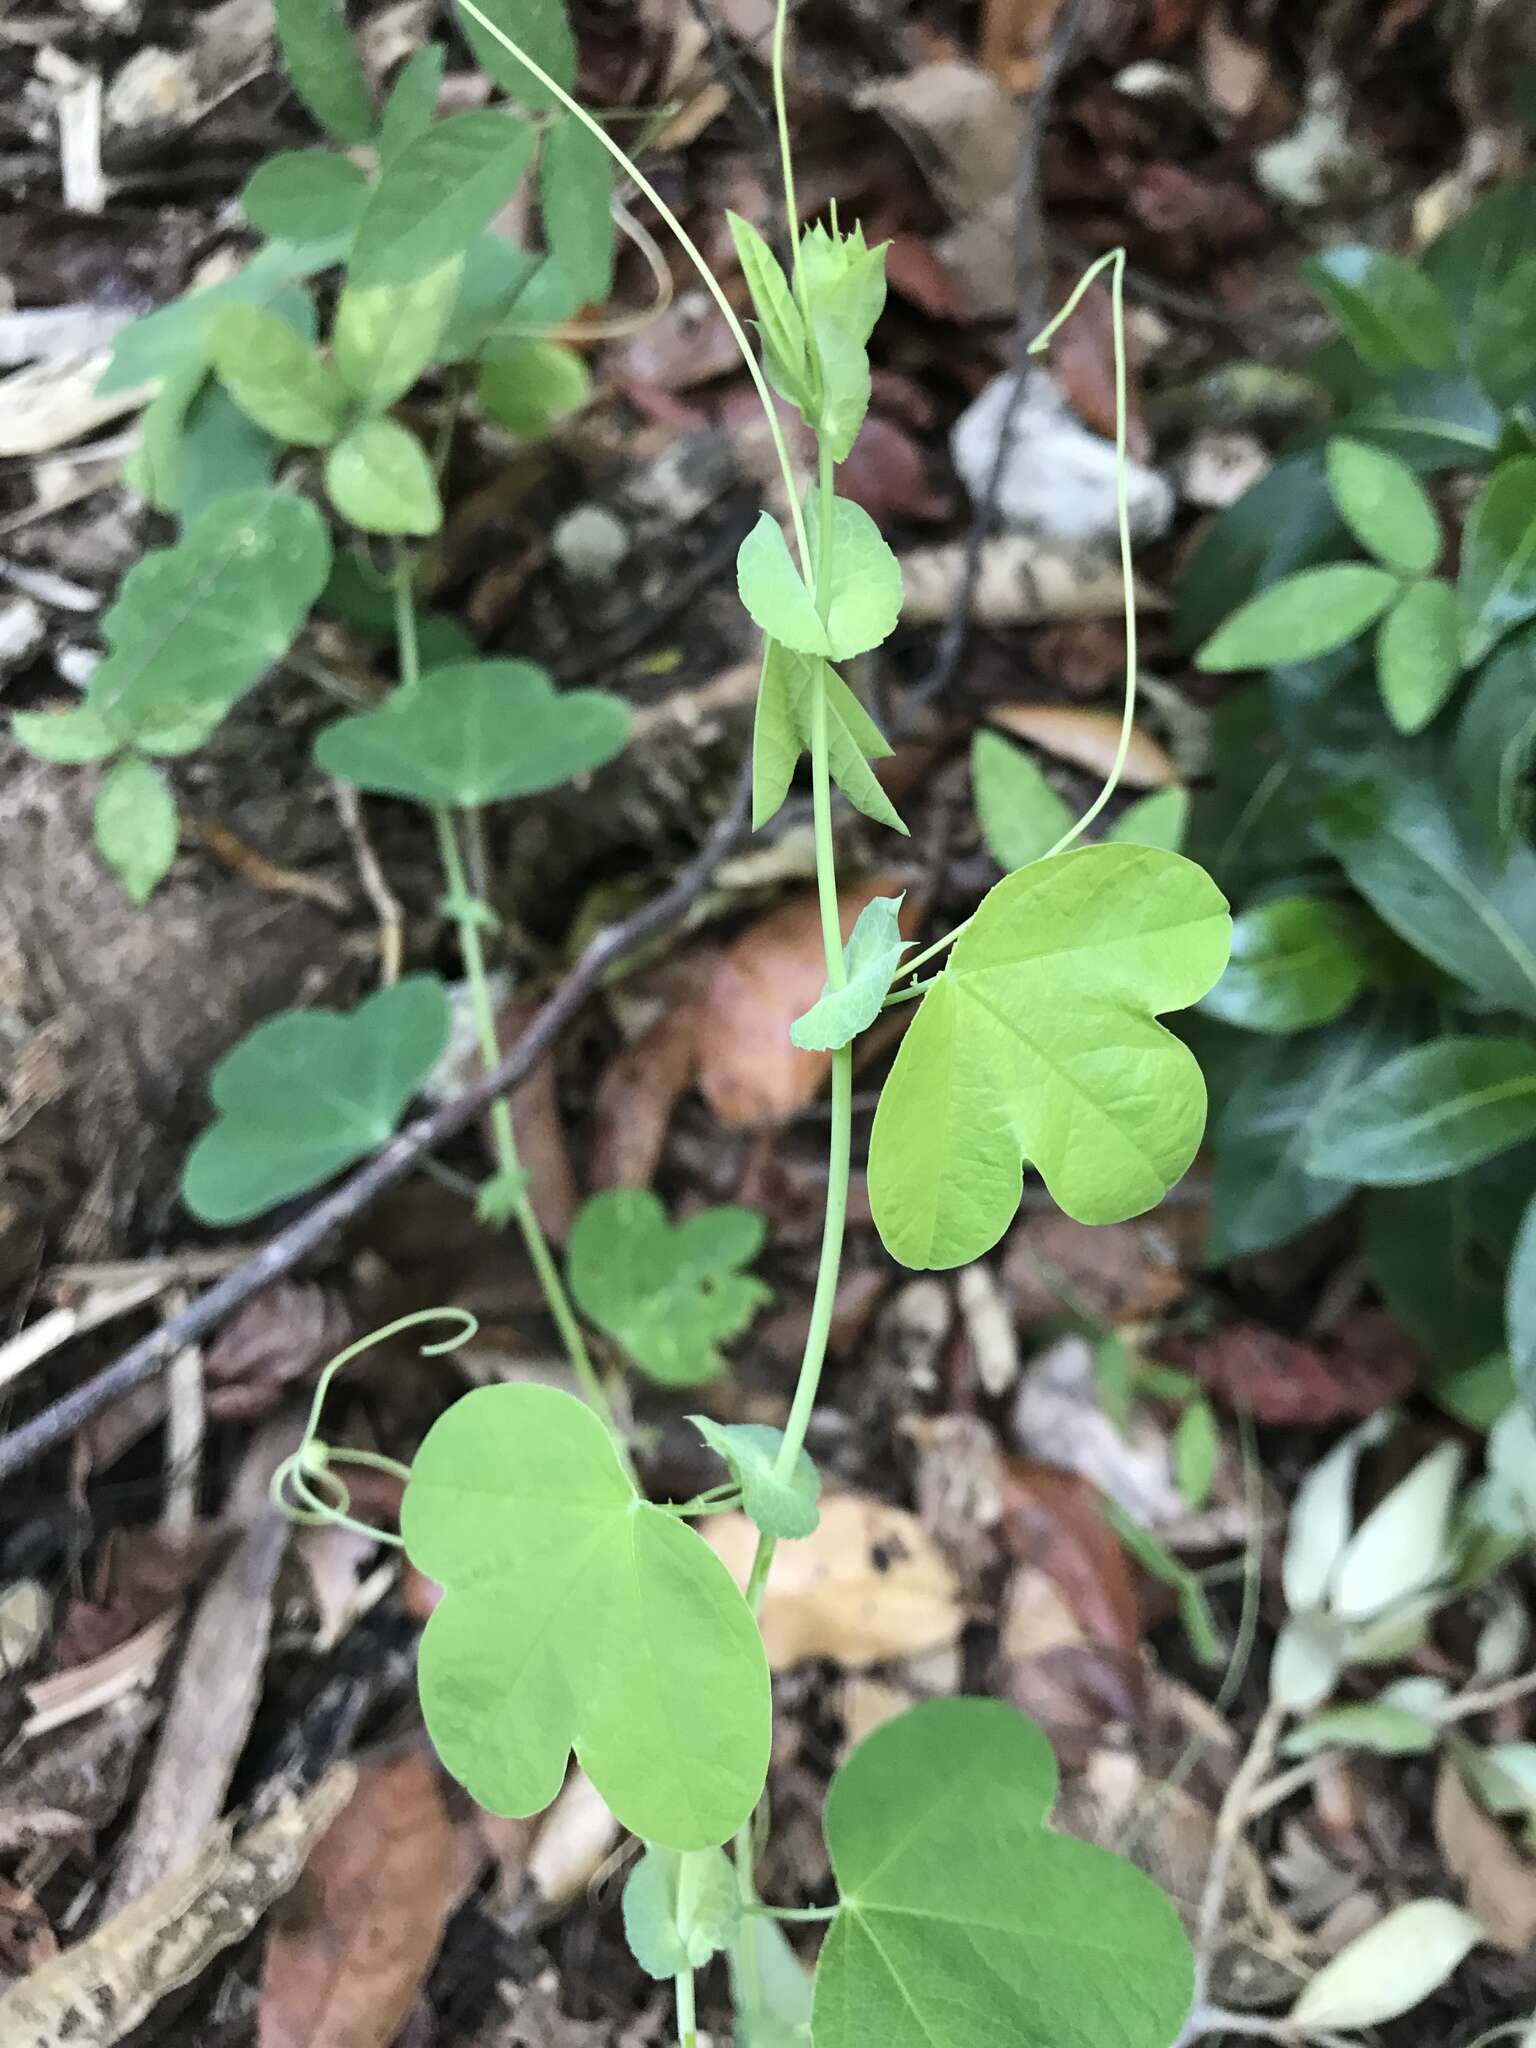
{"left": 752, "top": 641, "right": 905, "bottom": 834}
{"left": 791, "top": 894, "right": 909, "bottom": 1052}
{"left": 1377, "top": 577, "right": 1460, "bottom": 733}
{"left": 89, "top": 489, "right": 332, "bottom": 722}
{"left": 566, "top": 1190, "right": 769, "bottom": 1386}
{"left": 1459, "top": 457, "right": 1536, "bottom": 664}
{"left": 813, "top": 1699, "right": 1194, "bottom": 2048}
{"left": 241, "top": 150, "right": 371, "bottom": 241}
{"left": 182, "top": 975, "right": 450, "bottom": 1223}
{"left": 349, "top": 110, "right": 537, "bottom": 288}
{"left": 1199, "top": 894, "right": 1369, "bottom": 1034}
{"left": 691, "top": 1419, "right": 820, "bottom": 1539}
{"left": 623, "top": 1848, "right": 740, "bottom": 1979}
{"left": 401, "top": 1382, "right": 772, "bottom": 1848}
{"left": 274, "top": 0, "right": 375, "bottom": 144}
{"left": 94, "top": 756, "right": 178, "bottom": 903}
{"left": 325, "top": 416, "right": 443, "bottom": 535}
{"left": 209, "top": 304, "right": 349, "bottom": 446}
{"left": 868, "top": 845, "right": 1231, "bottom": 1269}
{"left": 1307, "top": 1035, "right": 1536, "bottom": 1185}
{"left": 1196, "top": 564, "right": 1400, "bottom": 671}
{"left": 313, "top": 659, "right": 630, "bottom": 807}
{"left": 1325, "top": 436, "right": 1440, "bottom": 576}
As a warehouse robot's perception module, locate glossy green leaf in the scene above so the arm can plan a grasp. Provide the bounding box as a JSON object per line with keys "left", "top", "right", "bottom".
{"left": 1108, "top": 785, "right": 1189, "bottom": 852}
{"left": 93, "top": 756, "right": 177, "bottom": 903}
{"left": 1459, "top": 457, "right": 1536, "bottom": 664}
{"left": 314, "top": 658, "right": 629, "bottom": 805}
{"left": 456, "top": 0, "right": 576, "bottom": 112}
{"left": 566, "top": 1190, "right": 769, "bottom": 1386}
{"left": 1303, "top": 246, "right": 1457, "bottom": 375}
{"left": 182, "top": 976, "right": 450, "bottom": 1223}
{"left": 738, "top": 515, "right": 829, "bottom": 655}
{"left": 971, "top": 730, "right": 1072, "bottom": 869}
{"left": 1200, "top": 894, "right": 1368, "bottom": 1033}
{"left": 90, "top": 489, "right": 331, "bottom": 722}
{"left": 349, "top": 111, "right": 537, "bottom": 289}
{"left": 208, "top": 304, "right": 349, "bottom": 446}
{"left": 1289, "top": 1900, "right": 1480, "bottom": 2033}
{"left": 274, "top": 0, "right": 375, "bottom": 144}
{"left": 540, "top": 116, "right": 615, "bottom": 305}
{"left": 813, "top": 1699, "right": 1194, "bottom": 2048}
{"left": 1456, "top": 627, "right": 1536, "bottom": 858}
{"left": 751, "top": 641, "right": 905, "bottom": 834}
{"left": 803, "top": 490, "right": 903, "bottom": 660}
{"left": 691, "top": 1419, "right": 820, "bottom": 1539}
{"left": 1196, "top": 564, "right": 1399, "bottom": 671}
{"left": 402, "top": 1381, "right": 771, "bottom": 1847}
{"left": 324, "top": 417, "right": 442, "bottom": 535}
{"left": 623, "top": 1848, "right": 740, "bottom": 1979}
{"left": 1325, "top": 436, "right": 1440, "bottom": 574}
{"left": 1510, "top": 1194, "right": 1536, "bottom": 1413}
{"left": 1377, "top": 577, "right": 1461, "bottom": 733}
{"left": 791, "top": 894, "right": 909, "bottom": 1052}
{"left": 1308, "top": 1036, "right": 1536, "bottom": 1185}
{"left": 476, "top": 341, "right": 591, "bottom": 436}
{"left": 378, "top": 44, "right": 445, "bottom": 162}
{"left": 868, "top": 845, "right": 1231, "bottom": 1269}
{"left": 333, "top": 257, "right": 463, "bottom": 409}
{"left": 12, "top": 703, "right": 120, "bottom": 764}
{"left": 728, "top": 212, "right": 809, "bottom": 404}
{"left": 241, "top": 150, "right": 371, "bottom": 241}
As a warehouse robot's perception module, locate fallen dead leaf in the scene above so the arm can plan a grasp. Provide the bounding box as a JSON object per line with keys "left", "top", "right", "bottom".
{"left": 837, "top": 412, "right": 952, "bottom": 528}
{"left": 526, "top": 1771, "right": 621, "bottom": 1912}
{"left": 905, "top": 1412, "right": 1007, "bottom": 1586}
{"left": 1004, "top": 1211, "right": 1192, "bottom": 1328}
{"left": 1164, "top": 1311, "right": 1419, "bottom": 1425}
{"left": 901, "top": 535, "right": 1154, "bottom": 625}
{"left": 1048, "top": 277, "right": 1152, "bottom": 462}
{"left": 1000, "top": 1463, "right": 1143, "bottom": 1659}
{"left": 53, "top": 1523, "right": 233, "bottom": 1669}
{"left": 1434, "top": 1759, "right": 1536, "bottom": 1954}
{"left": 494, "top": 997, "right": 579, "bottom": 1243}
{"left": 1000, "top": 1644, "right": 1146, "bottom": 1772}
{"left": 986, "top": 704, "right": 1177, "bottom": 787}
{"left": 1198, "top": 8, "right": 1271, "bottom": 121}
{"left": 589, "top": 953, "right": 716, "bottom": 1191}
{"left": 204, "top": 1281, "right": 352, "bottom": 1423}
{"left": 706, "top": 1492, "right": 963, "bottom": 1669}
{"left": 259, "top": 1752, "right": 456, "bottom": 2048}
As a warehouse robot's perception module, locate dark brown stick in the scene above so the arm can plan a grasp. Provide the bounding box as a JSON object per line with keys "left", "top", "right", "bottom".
{"left": 0, "top": 766, "right": 752, "bottom": 1482}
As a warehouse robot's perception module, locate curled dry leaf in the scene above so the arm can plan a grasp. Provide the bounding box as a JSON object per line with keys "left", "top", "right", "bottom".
{"left": 1004, "top": 1211, "right": 1193, "bottom": 1328}
{"left": 259, "top": 1752, "right": 456, "bottom": 2048}
{"left": 204, "top": 1281, "right": 353, "bottom": 1423}
{"left": 985, "top": 704, "right": 1177, "bottom": 788}
{"left": 706, "top": 1492, "right": 962, "bottom": 1670}
{"left": 1433, "top": 1759, "right": 1536, "bottom": 1954}
{"left": 1164, "top": 1310, "right": 1419, "bottom": 1425}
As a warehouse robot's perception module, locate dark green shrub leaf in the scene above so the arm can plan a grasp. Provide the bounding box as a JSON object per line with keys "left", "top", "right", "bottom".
{"left": 93, "top": 756, "right": 177, "bottom": 903}
{"left": 476, "top": 341, "right": 591, "bottom": 436}
{"left": 1422, "top": 173, "right": 1536, "bottom": 337}
{"left": 274, "top": 0, "right": 375, "bottom": 144}
{"left": 971, "top": 729, "right": 1072, "bottom": 869}
{"left": 1172, "top": 453, "right": 1342, "bottom": 654}
{"left": 1196, "top": 564, "right": 1399, "bottom": 671}
{"left": 804, "top": 490, "right": 903, "bottom": 659}
{"left": 1325, "top": 437, "right": 1440, "bottom": 575}
{"left": 91, "top": 489, "right": 331, "bottom": 722}
{"left": 379, "top": 44, "right": 445, "bottom": 162}
{"left": 1365, "top": 1183, "right": 1508, "bottom": 1381}
{"left": 623, "top": 1848, "right": 740, "bottom": 1979}
{"left": 728, "top": 211, "right": 810, "bottom": 404}
{"left": 456, "top": 0, "right": 576, "bottom": 112}
{"left": 1510, "top": 1194, "right": 1536, "bottom": 1412}
{"left": 1303, "top": 247, "right": 1456, "bottom": 375}
{"left": 1458, "top": 457, "right": 1536, "bottom": 665}
{"left": 1469, "top": 256, "right": 1536, "bottom": 409}
{"left": 209, "top": 304, "right": 349, "bottom": 446}
{"left": 324, "top": 417, "right": 442, "bottom": 534}
{"left": 1200, "top": 895, "right": 1369, "bottom": 1034}
{"left": 333, "top": 259, "right": 463, "bottom": 409}
{"left": 566, "top": 1190, "right": 769, "bottom": 1386}
{"left": 752, "top": 641, "right": 904, "bottom": 834}
{"left": 691, "top": 1419, "right": 820, "bottom": 1539}
{"left": 791, "top": 893, "right": 909, "bottom": 1051}
{"left": 813, "top": 1699, "right": 1194, "bottom": 2048}
{"left": 1377, "top": 578, "right": 1461, "bottom": 733}
{"left": 349, "top": 111, "right": 537, "bottom": 289}
{"left": 241, "top": 151, "right": 371, "bottom": 241}
{"left": 868, "top": 845, "right": 1231, "bottom": 1268}
{"left": 1456, "top": 628, "right": 1536, "bottom": 857}
{"left": 182, "top": 976, "right": 449, "bottom": 1222}
{"left": 12, "top": 703, "right": 120, "bottom": 764}
{"left": 401, "top": 1382, "right": 771, "bottom": 1847}
{"left": 541, "top": 116, "right": 615, "bottom": 305}
{"left": 1108, "top": 785, "right": 1190, "bottom": 852}
{"left": 314, "top": 658, "right": 629, "bottom": 805}
{"left": 1308, "top": 1036, "right": 1536, "bottom": 1184}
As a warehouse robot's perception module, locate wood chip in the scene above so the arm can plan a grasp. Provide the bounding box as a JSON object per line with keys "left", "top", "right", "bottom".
{"left": 899, "top": 536, "right": 1161, "bottom": 626}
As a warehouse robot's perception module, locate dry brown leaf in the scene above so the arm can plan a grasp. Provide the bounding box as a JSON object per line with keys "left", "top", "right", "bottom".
{"left": 1433, "top": 1760, "right": 1536, "bottom": 1954}
{"left": 589, "top": 954, "right": 716, "bottom": 1191}
{"left": 986, "top": 704, "right": 1176, "bottom": 787}
{"left": 1048, "top": 278, "right": 1152, "bottom": 462}
{"left": 1000, "top": 1464, "right": 1143, "bottom": 1659}
{"left": 1004, "top": 1211, "right": 1192, "bottom": 1329}
{"left": 698, "top": 877, "right": 906, "bottom": 1126}
{"left": 494, "top": 998, "right": 579, "bottom": 1244}
{"left": 204, "top": 1282, "right": 352, "bottom": 1423}
{"left": 1163, "top": 1311, "right": 1419, "bottom": 1425}
{"left": 259, "top": 1753, "right": 456, "bottom": 2048}
{"left": 1000, "top": 1645, "right": 1145, "bottom": 1772}
{"left": 706, "top": 1493, "right": 963, "bottom": 1670}
{"left": 900, "top": 536, "right": 1155, "bottom": 625}
{"left": 1198, "top": 10, "right": 1270, "bottom": 120}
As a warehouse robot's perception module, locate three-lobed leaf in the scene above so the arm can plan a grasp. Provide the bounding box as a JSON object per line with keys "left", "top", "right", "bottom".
{"left": 93, "top": 756, "right": 178, "bottom": 903}
{"left": 1325, "top": 436, "right": 1439, "bottom": 575}
{"left": 791, "top": 894, "right": 909, "bottom": 1052}
{"left": 324, "top": 416, "right": 443, "bottom": 535}
{"left": 1307, "top": 1035, "right": 1536, "bottom": 1185}
{"left": 314, "top": 659, "right": 630, "bottom": 806}
{"left": 209, "top": 304, "right": 349, "bottom": 446}
{"left": 868, "top": 845, "right": 1231, "bottom": 1269}
{"left": 691, "top": 1419, "right": 820, "bottom": 1539}
{"left": 182, "top": 976, "right": 450, "bottom": 1223}
{"left": 813, "top": 1699, "right": 1194, "bottom": 2048}
{"left": 401, "top": 1382, "right": 771, "bottom": 1848}
{"left": 1196, "top": 563, "right": 1399, "bottom": 671}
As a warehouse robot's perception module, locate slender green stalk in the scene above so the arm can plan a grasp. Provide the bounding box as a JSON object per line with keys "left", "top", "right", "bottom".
{"left": 674, "top": 1966, "right": 697, "bottom": 2048}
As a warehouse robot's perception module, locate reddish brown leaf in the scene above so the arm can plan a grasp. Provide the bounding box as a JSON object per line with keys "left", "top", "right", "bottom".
{"left": 1048, "top": 277, "right": 1152, "bottom": 461}
{"left": 588, "top": 953, "right": 716, "bottom": 1192}
{"left": 492, "top": 997, "right": 579, "bottom": 1244}
{"left": 838, "top": 413, "right": 953, "bottom": 528}
{"left": 259, "top": 1751, "right": 456, "bottom": 2048}
{"left": 882, "top": 232, "right": 971, "bottom": 322}
{"left": 205, "top": 1282, "right": 353, "bottom": 1423}
{"left": 53, "top": 1524, "right": 234, "bottom": 1670}
{"left": 1003, "top": 1210, "right": 1194, "bottom": 1329}
{"left": 1164, "top": 1310, "right": 1419, "bottom": 1425}
{"left": 1000, "top": 1463, "right": 1142, "bottom": 1659}
{"left": 1434, "top": 1759, "right": 1536, "bottom": 1953}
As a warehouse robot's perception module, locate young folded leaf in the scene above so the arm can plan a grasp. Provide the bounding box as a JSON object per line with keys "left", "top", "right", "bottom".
{"left": 728, "top": 212, "right": 811, "bottom": 408}
{"left": 691, "top": 1419, "right": 820, "bottom": 1539}
{"left": 752, "top": 642, "right": 905, "bottom": 834}
{"left": 623, "top": 1848, "right": 741, "bottom": 1979}
{"left": 791, "top": 894, "right": 910, "bottom": 1052}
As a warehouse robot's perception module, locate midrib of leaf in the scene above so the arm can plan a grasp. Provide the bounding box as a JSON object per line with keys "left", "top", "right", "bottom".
{"left": 1479, "top": 489, "right": 1536, "bottom": 637}
{"left": 1388, "top": 823, "right": 1536, "bottom": 1009}
{"left": 1372, "top": 1071, "right": 1536, "bottom": 1142}
{"left": 624, "top": 1513, "right": 707, "bottom": 1843}
{"left": 106, "top": 530, "right": 281, "bottom": 706}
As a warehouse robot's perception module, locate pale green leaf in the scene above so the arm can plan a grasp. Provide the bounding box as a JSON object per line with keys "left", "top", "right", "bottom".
{"left": 401, "top": 1382, "right": 771, "bottom": 1847}
{"left": 90, "top": 489, "right": 331, "bottom": 722}
{"left": 868, "top": 845, "right": 1231, "bottom": 1269}
{"left": 1307, "top": 1036, "right": 1536, "bottom": 1184}
{"left": 379, "top": 44, "right": 445, "bottom": 162}
{"left": 1173, "top": 1398, "right": 1217, "bottom": 1509}
{"left": 1289, "top": 1901, "right": 1481, "bottom": 2032}
{"left": 174, "top": 381, "right": 280, "bottom": 518}
{"left": 476, "top": 341, "right": 591, "bottom": 436}
{"left": 728, "top": 211, "right": 809, "bottom": 403}
{"left": 1332, "top": 1442, "right": 1464, "bottom": 1621}
{"left": 751, "top": 641, "right": 905, "bottom": 834}
{"left": 1377, "top": 577, "right": 1461, "bottom": 732}
{"left": 1459, "top": 457, "right": 1536, "bottom": 665}
{"left": 209, "top": 304, "right": 349, "bottom": 446}
{"left": 813, "top": 1699, "right": 1194, "bottom": 2048}
{"left": 798, "top": 221, "right": 887, "bottom": 350}
{"left": 791, "top": 894, "right": 909, "bottom": 1052}
{"left": 127, "top": 690, "right": 233, "bottom": 758}
{"left": 241, "top": 150, "right": 371, "bottom": 241}
{"left": 274, "top": 0, "right": 375, "bottom": 144}
{"left": 93, "top": 756, "right": 178, "bottom": 904}
{"left": 540, "top": 116, "right": 615, "bottom": 305}
{"left": 1282, "top": 1414, "right": 1393, "bottom": 1615}
{"left": 691, "top": 1420, "right": 820, "bottom": 1540}
{"left": 1325, "top": 436, "right": 1440, "bottom": 575}
{"left": 333, "top": 257, "right": 464, "bottom": 409}
{"left": 1199, "top": 894, "right": 1368, "bottom": 1034}
{"left": 971, "top": 730, "right": 1072, "bottom": 869}
{"left": 812, "top": 316, "right": 871, "bottom": 464}
{"left": 732, "top": 1915, "right": 813, "bottom": 2048}
{"left": 1196, "top": 564, "right": 1400, "bottom": 671}
{"left": 737, "top": 515, "right": 828, "bottom": 656}
{"left": 1303, "top": 246, "right": 1457, "bottom": 374}
{"left": 1108, "top": 785, "right": 1189, "bottom": 852}
{"left": 456, "top": 0, "right": 576, "bottom": 112}
{"left": 12, "top": 703, "right": 120, "bottom": 764}
{"left": 97, "top": 240, "right": 332, "bottom": 396}
{"left": 325, "top": 417, "right": 442, "bottom": 535}
{"left": 802, "top": 490, "right": 903, "bottom": 660}
{"left": 1510, "top": 1194, "right": 1536, "bottom": 1413}
{"left": 1283, "top": 1702, "right": 1439, "bottom": 1758}
{"left": 182, "top": 976, "right": 450, "bottom": 1223}
{"left": 623, "top": 1848, "right": 740, "bottom": 1979}
{"left": 314, "top": 658, "right": 629, "bottom": 805}
{"left": 1270, "top": 1612, "right": 1347, "bottom": 1713}
{"left": 566, "top": 1190, "right": 768, "bottom": 1386}
{"left": 349, "top": 110, "right": 536, "bottom": 288}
